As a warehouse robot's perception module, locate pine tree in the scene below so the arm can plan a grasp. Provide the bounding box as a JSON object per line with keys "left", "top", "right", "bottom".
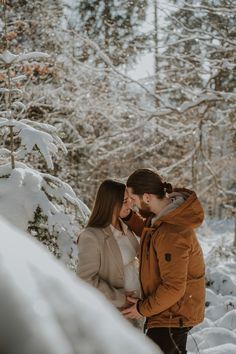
{"left": 0, "top": 1, "right": 89, "bottom": 268}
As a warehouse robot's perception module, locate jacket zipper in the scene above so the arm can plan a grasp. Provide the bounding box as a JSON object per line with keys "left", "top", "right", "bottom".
{"left": 139, "top": 230, "right": 146, "bottom": 298}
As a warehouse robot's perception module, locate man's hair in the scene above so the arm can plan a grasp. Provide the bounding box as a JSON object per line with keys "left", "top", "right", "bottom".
{"left": 87, "top": 179, "right": 125, "bottom": 228}
{"left": 127, "top": 169, "right": 172, "bottom": 199}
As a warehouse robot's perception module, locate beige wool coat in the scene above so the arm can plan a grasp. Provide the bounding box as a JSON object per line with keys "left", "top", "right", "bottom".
{"left": 77, "top": 223, "right": 139, "bottom": 308}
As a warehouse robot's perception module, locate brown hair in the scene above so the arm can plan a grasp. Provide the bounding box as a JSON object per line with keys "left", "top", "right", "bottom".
{"left": 127, "top": 169, "right": 173, "bottom": 199}
{"left": 87, "top": 179, "right": 126, "bottom": 228}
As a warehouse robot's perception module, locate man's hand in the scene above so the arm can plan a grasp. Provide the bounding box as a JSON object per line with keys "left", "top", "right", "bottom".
{"left": 118, "top": 293, "right": 136, "bottom": 311}
{"left": 121, "top": 296, "right": 143, "bottom": 320}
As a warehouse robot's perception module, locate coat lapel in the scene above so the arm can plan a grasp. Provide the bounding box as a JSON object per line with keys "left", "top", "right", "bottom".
{"left": 120, "top": 219, "right": 139, "bottom": 252}
{"left": 126, "top": 230, "right": 139, "bottom": 251}
{"left": 103, "top": 226, "right": 124, "bottom": 276}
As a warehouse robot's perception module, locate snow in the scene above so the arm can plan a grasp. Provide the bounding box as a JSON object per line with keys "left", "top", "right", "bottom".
{"left": 187, "top": 220, "right": 236, "bottom": 354}
{"left": 0, "top": 217, "right": 160, "bottom": 354}
{"left": 1, "top": 212, "right": 236, "bottom": 354}
{"left": 0, "top": 119, "right": 67, "bottom": 169}
{"left": 0, "top": 163, "right": 90, "bottom": 264}
{"left": 126, "top": 53, "right": 154, "bottom": 80}
{"left": 0, "top": 163, "right": 89, "bottom": 231}
{"left": 0, "top": 49, "right": 49, "bottom": 64}
{"left": 17, "top": 122, "right": 57, "bottom": 169}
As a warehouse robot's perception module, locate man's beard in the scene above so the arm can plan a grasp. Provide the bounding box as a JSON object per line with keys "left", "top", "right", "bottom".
{"left": 138, "top": 200, "right": 153, "bottom": 218}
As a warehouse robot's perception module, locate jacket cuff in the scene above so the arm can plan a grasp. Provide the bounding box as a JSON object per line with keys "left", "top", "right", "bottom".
{"left": 121, "top": 210, "right": 133, "bottom": 222}
{"left": 136, "top": 299, "right": 144, "bottom": 316}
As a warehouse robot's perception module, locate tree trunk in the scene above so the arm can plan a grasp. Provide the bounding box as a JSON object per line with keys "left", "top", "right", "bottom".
{"left": 234, "top": 214, "right": 236, "bottom": 248}
{"left": 154, "top": 0, "right": 159, "bottom": 103}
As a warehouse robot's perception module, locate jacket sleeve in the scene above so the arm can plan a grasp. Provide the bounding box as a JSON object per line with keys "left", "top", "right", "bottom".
{"left": 138, "top": 232, "right": 190, "bottom": 317}
{"left": 122, "top": 211, "right": 145, "bottom": 237}
{"left": 76, "top": 230, "right": 126, "bottom": 308}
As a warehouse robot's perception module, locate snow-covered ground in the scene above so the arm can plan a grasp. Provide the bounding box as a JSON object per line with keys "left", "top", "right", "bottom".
{"left": 188, "top": 219, "right": 236, "bottom": 354}
{"left": 0, "top": 216, "right": 235, "bottom": 354}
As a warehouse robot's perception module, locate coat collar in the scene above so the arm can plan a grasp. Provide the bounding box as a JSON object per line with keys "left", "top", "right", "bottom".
{"left": 104, "top": 221, "right": 139, "bottom": 250}
{"left": 103, "top": 225, "right": 114, "bottom": 239}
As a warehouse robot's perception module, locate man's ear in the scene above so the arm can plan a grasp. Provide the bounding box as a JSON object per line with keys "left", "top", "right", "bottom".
{"left": 142, "top": 193, "right": 150, "bottom": 204}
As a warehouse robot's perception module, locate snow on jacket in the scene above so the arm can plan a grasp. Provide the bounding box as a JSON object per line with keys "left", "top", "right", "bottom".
{"left": 126, "top": 188, "right": 205, "bottom": 329}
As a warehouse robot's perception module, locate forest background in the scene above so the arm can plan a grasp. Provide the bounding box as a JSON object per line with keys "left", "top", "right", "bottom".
{"left": 0, "top": 0, "right": 235, "bottom": 266}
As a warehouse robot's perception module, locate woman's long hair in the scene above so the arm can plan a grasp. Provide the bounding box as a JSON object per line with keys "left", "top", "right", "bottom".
{"left": 86, "top": 180, "right": 125, "bottom": 228}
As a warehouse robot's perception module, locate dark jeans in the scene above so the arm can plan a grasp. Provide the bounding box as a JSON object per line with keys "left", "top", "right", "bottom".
{"left": 146, "top": 327, "right": 191, "bottom": 354}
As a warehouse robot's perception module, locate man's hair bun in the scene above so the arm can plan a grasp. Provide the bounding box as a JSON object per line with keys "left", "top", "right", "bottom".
{"left": 163, "top": 182, "right": 173, "bottom": 194}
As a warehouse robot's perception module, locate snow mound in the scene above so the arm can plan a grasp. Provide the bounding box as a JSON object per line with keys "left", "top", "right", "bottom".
{"left": 200, "top": 343, "right": 236, "bottom": 354}
{"left": 188, "top": 221, "right": 236, "bottom": 353}
{"left": 0, "top": 217, "right": 160, "bottom": 354}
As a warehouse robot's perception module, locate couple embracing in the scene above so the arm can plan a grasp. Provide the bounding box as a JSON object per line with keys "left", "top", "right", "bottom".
{"left": 77, "top": 169, "right": 205, "bottom": 354}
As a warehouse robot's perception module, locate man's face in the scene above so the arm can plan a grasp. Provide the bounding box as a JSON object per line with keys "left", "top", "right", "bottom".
{"left": 126, "top": 187, "right": 151, "bottom": 214}
{"left": 126, "top": 187, "right": 141, "bottom": 208}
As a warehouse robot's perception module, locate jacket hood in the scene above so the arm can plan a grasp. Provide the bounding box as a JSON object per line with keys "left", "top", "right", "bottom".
{"left": 152, "top": 188, "right": 204, "bottom": 229}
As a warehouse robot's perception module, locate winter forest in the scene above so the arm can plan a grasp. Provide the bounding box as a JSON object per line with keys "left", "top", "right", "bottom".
{"left": 0, "top": 0, "right": 236, "bottom": 353}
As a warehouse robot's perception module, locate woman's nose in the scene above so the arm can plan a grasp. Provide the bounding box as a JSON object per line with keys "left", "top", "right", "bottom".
{"left": 127, "top": 198, "right": 134, "bottom": 208}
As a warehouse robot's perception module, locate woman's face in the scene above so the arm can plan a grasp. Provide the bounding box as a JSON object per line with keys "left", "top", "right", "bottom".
{"left": 119, "top": 190, "right": 132, "bottom": 219}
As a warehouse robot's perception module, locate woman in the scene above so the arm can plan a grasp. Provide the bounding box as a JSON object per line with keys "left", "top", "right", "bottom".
{"left": 76, "top": 179, "right": 141, "bottom": 315}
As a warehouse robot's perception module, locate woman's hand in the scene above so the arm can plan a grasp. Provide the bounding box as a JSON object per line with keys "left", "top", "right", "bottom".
{"left": 125, "top": 291, "right": 136, "bottom": 297}
{"left": 119, "top": 293, "right": 135, "bottom": 311}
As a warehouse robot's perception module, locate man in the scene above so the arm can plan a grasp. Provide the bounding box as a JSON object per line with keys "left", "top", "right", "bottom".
{"left": 122, "top": 169, "right": 205, "bottom": 354}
